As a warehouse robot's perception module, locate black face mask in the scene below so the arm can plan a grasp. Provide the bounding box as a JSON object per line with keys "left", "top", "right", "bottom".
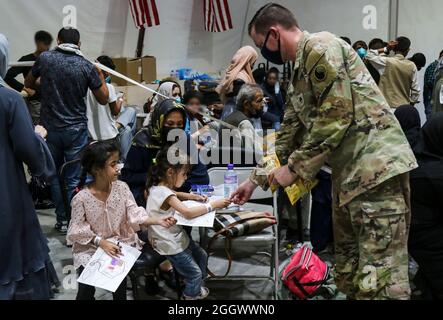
{"left": 261, "top": 30, "right": 285, "bottom": 65}
{"left": 162, "top": 126, "right": 181, "bottom": 142}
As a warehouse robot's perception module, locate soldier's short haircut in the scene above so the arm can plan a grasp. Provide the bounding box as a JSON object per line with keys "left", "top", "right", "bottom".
{"left": 236, "top": 84, "right": 263, "bottom": 112}
{"left": 248, "top": 3, "right": 299, "bottom": 36}
{"left": 395, "top": 36, "right": 411, "bottom": 53}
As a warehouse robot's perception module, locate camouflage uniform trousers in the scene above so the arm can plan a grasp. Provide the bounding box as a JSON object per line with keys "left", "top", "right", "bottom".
{"left": 332, "top": 173, "right": 411, "bottom": 300}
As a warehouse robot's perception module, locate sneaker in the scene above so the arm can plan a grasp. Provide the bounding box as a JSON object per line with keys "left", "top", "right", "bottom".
{"left": 54, "top": 222, "right": 68, "bottom": 234}
{"left": 159, "top": 269, "right": 177, "bottom": 290}
{"left": 182, "top": 287, "right": 210, "bottom": 300}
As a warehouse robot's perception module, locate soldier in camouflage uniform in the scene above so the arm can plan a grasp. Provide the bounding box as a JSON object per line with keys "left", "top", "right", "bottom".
{"left": 231, "top": 3, "right": 418, "bottom": 300}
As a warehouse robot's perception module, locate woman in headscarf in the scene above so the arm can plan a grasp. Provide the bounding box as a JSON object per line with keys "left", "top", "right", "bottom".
{"left": 217, "top": 46, "right": 258, "bottom": 121}
{"left": 155, "top": 81, "right": 182, "bottom": 105}
{"left": 0, "top": 34, "right": 58, "bottom": 299}
{"left": 143, "top": 80, "right": 182, "bottom": 126}
{"left": 407, "top": 113, "right": 443, "bottom": 299}
{"left": 394, "top": 104, "right": 421, "bottom": 148}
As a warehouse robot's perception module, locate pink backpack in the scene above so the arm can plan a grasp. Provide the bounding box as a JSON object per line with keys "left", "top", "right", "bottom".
{"left": 281, "top": 244, "right": 330, "bottom": 299}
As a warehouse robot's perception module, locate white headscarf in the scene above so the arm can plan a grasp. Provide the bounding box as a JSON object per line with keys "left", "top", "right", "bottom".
{"left": 142, "top": 81, "right": 181, "bottom": 127}
{"left": 0, "top": 33, "right": 9, "bottom": 87}
{"left": 156, "top": 81, "right": 179, "bottom": 104}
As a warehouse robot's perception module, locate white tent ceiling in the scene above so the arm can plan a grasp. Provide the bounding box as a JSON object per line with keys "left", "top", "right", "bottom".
{"left": 0, "top": 0, "right": 439, "bottom": 74}
{"left": 1, "top": 0, "right": 442, "bottom": 119}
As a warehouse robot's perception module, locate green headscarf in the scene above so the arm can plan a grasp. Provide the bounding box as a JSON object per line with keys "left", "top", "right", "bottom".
{"left": 132, "top": 99, "right": 187, "bottom": 149}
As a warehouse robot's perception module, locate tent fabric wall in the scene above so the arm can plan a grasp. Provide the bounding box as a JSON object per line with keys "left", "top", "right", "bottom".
{"left": 240, "top": 0, "right": 390, "bottom": 68}
{"left": 0, "top": 0, "right": 128, "bottom": 63}
{"left": 398, "top": 0, "right": 443, "bottom": 123}
{"left": 122, "top": 0, "right": 249, "bottom": 78}
{"left": 0, "top": 0, "right": 441, "bottom": 95}
{"left": 122, "top": 0, "right": 391, "bottom": 77}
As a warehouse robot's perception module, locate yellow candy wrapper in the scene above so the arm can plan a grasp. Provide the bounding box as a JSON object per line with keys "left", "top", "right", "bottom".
{"left": 285, "top": 178, "right": 318, "bottom": 205}
{"left": 261, "top": 154, "right": 318, "bottom": 205}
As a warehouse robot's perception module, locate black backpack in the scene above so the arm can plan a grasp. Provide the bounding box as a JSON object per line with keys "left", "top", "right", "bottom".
{"left": 28, "top": 174, "right": 54, "bottom": 209}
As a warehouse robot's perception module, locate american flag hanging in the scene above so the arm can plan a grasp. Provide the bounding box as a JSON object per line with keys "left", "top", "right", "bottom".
{"left": 129, "top": 0, "right": 160, "bottom": 29}
{"left": 204, "top": 0, "right": 233, "bottom": 32}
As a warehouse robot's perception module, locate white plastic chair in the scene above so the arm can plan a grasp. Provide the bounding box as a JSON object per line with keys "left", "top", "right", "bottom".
{"left": 201, "top": 167, "right": 279, "bottom": 299}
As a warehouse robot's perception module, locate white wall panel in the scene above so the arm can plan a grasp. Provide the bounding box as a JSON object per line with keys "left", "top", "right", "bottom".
{"left": 398, "top": 0, "right": 443, "bottom": 123}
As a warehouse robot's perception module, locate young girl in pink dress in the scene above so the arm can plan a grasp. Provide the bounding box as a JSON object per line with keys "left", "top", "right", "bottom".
{"left": 67, "top": 141, "right": 175, "bottom": 300}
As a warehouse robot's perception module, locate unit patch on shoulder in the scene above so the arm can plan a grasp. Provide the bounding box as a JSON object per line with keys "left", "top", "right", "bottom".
{"left": 314, "top": 65, "right": 327, "bottom": 82}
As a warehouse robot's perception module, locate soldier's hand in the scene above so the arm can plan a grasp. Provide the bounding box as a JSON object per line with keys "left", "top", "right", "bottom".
{"left": 230, "top": 180, "right": 257, "bottom": 205}
{"left": 268, "top": 165, "right": 297, "bottom": 188}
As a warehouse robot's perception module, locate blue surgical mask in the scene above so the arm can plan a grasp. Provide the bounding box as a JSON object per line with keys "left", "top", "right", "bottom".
{"left": 357, "top": 48, "right": 367, "bottom": 59}
{"left": 175, "top": 97, "right": 182, "bottom": 103}
{"left": 105, "top": 76, "right": 112, "bottom": 84}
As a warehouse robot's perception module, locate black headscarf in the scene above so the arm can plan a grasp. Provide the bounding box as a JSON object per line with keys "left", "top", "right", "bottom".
{"left": 132, "top": 99, "right": 187, "bottom": 149}
{"left": 394, "top": 105, "right": 421, "bottom": 148}
{"left": 411, "top": 113, "right": 443, "bottom": 179}
{"left": 422, "top": 113, "right": 443, "bottom": 157}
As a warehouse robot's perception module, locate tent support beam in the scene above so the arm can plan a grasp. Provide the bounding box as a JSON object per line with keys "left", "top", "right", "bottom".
{"left": 389, "top": 0, "right": 399, "bottom": 40}
{"left": 239, "top": 0, "right": 251, "bottom": 48}
{"left": 136, "top": 27, "right": 146, "bottom": 58}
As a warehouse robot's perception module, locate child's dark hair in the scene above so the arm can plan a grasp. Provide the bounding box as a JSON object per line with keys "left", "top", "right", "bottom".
{"left": 183, "top": 90, "right": 203, "bottom": 105}
{"left": 97, "top": 55, "right": 116, "bottom": 70}
{"left": 78, "top": 141, "right": 120, "bottom": 189}
{"left": 146, "top": 147, "right": 190, "bottom": 195}
{"left": 35, "top": 30, "right": 53, "bottom": 45}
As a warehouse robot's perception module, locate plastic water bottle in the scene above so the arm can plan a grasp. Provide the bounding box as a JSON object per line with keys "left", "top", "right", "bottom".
{"left": 224, "top": 164, "right": 238, "bottom": 199}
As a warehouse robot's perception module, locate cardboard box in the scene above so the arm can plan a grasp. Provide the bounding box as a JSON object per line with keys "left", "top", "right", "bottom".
{"left": 112, "top": 58, "right": 142, "bottom": 86}
{"left": 141, "top": 56, "right": 157, "bottom": 83}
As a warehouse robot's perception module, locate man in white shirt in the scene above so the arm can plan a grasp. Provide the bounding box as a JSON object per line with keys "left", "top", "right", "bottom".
{"left": 86, "top": 56, "right": 137, "bottom": 162}
{"left": 366, "top": 37, "right": 420, "bottom": 109}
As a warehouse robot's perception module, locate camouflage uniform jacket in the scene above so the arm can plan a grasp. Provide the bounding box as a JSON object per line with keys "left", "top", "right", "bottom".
{"left": 251, "top": 31, "right": 418, "bottom": 207}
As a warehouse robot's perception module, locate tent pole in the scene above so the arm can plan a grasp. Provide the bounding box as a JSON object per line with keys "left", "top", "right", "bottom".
{"left": 239, "top": 0, "right": 251, "bottom": 48}
{"left": 136, "top": 27, "right": 146, "bottom": 58}
{"left": 388, "top": 0, "right": 399, "bottom": 40}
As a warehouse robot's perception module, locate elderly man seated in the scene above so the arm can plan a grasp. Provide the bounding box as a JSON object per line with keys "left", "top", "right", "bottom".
{"left": 220, "top": 84, "right": 265, "bottom": 154}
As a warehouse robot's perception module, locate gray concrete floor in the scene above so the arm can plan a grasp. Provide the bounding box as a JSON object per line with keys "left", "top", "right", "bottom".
{"left": 38, "top": 208, "right": 344, "bottom": 300}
